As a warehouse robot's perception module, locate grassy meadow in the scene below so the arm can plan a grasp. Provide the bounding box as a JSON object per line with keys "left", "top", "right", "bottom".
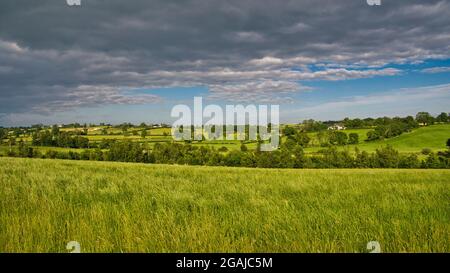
{"left": 0, "top": 157, "right": 448, "bottom": 253}
{"left": 304, "top": 124, "right": 450, "bottom": 154}
{"left": 3, "top": 124, "right": 449, "bottom": 157}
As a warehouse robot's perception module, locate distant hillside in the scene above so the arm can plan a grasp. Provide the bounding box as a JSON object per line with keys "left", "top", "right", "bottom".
{"left": 305, "top": 124, "right": 450, "bottom": 153}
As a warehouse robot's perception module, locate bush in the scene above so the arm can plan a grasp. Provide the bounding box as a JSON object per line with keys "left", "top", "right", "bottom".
{"left": 422, "top": 153, "right": 448, "bottom": 169}
{"left": 399, "top": 154, "right": 421, "bottom": 168}
{"left": 348, "top": 133, "right": 359, "bottom": 144}
{"left": 373, "top": 146, "right": 400, "bottom": 168}
{"left": 366, "top": 119, "right": 417, "bottom": 142}
{"left": 321, "top": 147, "right": 354, "bottom": 168}
{"left": 437, "top": 150, "right": 450, "bottom": 158}
{"left": 294, "top": 132, "right": 311, "bottom": 147}
{"left": 282, "top": 126, "right": 296, "bottom": 137}
{"left": 240, "top": 144, "right": 248, "bottom": 152}
{"left": 366, "top": 130, "right": 381, "bottom": 141}
{"left": 218, "top": 146, "right": 228, "bottom": 152}
{"left": 0, "top": 128, "right": 6, "bottom": 140}
{"left": 4, "top": 133, "right": 450, "bottom": 170}
{"left": 329, "top": 131, "right": 348, "bottom": 146}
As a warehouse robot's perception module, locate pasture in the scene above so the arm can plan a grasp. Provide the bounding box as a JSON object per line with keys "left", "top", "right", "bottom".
{"left": 304, "top": 124, "right": 450, "bottom": 154}
{"left": 1, "top": 157, "right": 448, "bottom": 252}
{"left": 2, "top": 124, "right": 449, "bottom": 157}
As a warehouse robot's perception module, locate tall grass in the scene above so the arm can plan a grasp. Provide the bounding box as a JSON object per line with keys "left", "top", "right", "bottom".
{"left": 0, "top": 157, "right": 448, "bottom": 252}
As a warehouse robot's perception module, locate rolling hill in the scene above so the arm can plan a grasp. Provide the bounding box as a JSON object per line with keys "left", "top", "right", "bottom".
{"left": 305, "top": 124, "right": 450, "bottom": 154}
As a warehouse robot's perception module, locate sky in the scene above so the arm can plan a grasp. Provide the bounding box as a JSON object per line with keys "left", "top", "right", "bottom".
{"left": 0, "top": 0, "right": 450, "bottom": 126}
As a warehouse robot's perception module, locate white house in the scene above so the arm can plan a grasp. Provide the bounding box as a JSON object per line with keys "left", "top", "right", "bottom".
{"left": 327, "top": 124, "right": 346, "bottom": 130}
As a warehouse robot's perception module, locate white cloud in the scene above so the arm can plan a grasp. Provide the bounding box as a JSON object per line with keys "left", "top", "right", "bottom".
{"left": 1, "top": 0, "right": 450, "bottom": 124}
{"left": 421, "top": 67, "right": 450, "bottom": 74}
{"left": 229, "top": 31, "right": 266, "bottom": 42}
{"left": 284, "top": 83, "right": 450, "bottom": 121}
{"left": 280, "top": 22, "right": 310, "bottom": 34}
{"left": 208, "top": 80, "right": 312, "bottom": 102}
{"left": 0, "top": 39, "right": 25, "bottom": 53}
{"left": 31, "top": 85, "right": 161, "bottom": 114}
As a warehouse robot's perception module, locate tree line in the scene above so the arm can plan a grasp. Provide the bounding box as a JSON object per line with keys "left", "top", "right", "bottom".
{"left": 298, "top": 112, "right": 449, "bottom": 131}
{"left": 31, "top": 125, "right": 90, "bottom": 148}
{"left": 5, "top": 139, "right": 450, "bottom": 169}
{"left": 283, "top": 126, "right": 360, "bottom": 146}
{"left": 295, "top": 112, "right": 449, "bottom": 143}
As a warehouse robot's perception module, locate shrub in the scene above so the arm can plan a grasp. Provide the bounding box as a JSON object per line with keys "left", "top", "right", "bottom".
{"left": 348, "top": 133, "right": 359, "bottom": 144}
{"left": 374, "top": 146, "right": 400, "bottom": 168}
{"left": 329, "top": 131, "right": 348, "bottom": 146}
{"left": 218, "top": 146, "right": 228, "bottom": 152}
{"left": 399, "top": 154, "right": 421, "bottom": 168}
{"left": 240, "top": 144, "right": 248, "bottom": 152}
{"left": 422, "top": 153, "right": 446, "bottom": 169}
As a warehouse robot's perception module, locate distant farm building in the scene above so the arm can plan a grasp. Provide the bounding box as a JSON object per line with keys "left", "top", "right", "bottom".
{"left": 327, "top": 124, "right": 346, "bottom": 130}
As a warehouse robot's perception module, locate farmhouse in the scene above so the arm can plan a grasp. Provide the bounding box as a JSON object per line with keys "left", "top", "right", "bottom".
{"left": 327, "top": 124, "right": 346, "bottom": 130}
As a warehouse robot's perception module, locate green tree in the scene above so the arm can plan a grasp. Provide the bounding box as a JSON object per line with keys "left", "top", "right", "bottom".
{"left": 301, "top": 119, "right": 328, "bottom": 132}
{"left": 348, "top": 133, "right": 359, "bottom": 144}
{"left": 343, "top": 118, "right": 364, "bottom": 129}
{"left": 218, "top": 146, "right": 228, "bottom": 152}
{"left": 399, "top": 154, "right": 420, "bottom": 168}
{"left": 240, "top": 143, "right": 248, "bottom": 152}
{"left": 416, "top": 112, "right": 434, "bottom": 125}
{"left": 294, "top": 132, "right": 311, "bottom": 147}
{"left": 374, "top": 145, "right": 400, "bottom": 168}
{"left": 141, "top": 130, "right": 147, "bottom": 139}
{"left": 0, "top": 128, "right": 6, "bottom": 140}
{"left": 316, "top": 131, "right": 329, "bottom": 147}
{"left": 8, "top": 136, "right": 16, "bottom": 152}
{"left": 18, "top": 140, "right": 37, "bottom": 158}
{"left": 292, "top": 145, "right": 307, "bottom": 168}
{"left": 329, "top": 131, "right": 348, "bottom": 145}
{"left": 281, "top": 138, "right": 297, "bottom": 151}
{"left": 282, "top": 126, "right": 296, "bottom": 137}
{"left": 436, "top": 112, "right": 449, "bottom": 123}
{"left": 422, "top": 153, "right": 445, "bottom": 169}
{"left": 51, "top": 125, "right": 60, "bottom": 136}
{"left": 13, "top": 129, "right": 21, "bottom": 138}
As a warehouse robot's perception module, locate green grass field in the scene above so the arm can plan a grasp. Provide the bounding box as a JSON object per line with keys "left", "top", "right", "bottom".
{"left": 0, "top": 157, "right": 448, "bottom": 253}
{"left": 3, "top": 124, "right": 448, "bottom": 156}
{"left": 304, "top": 124, "right": 450, "bottom": 154}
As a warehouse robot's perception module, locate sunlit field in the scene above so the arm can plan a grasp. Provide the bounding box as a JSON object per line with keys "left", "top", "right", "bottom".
{"left": 2, "top": 124, "right": 449, "bottom": 157}
{"left": 1, "top": 157, "right": 448, "bottom": 253}
{"left": 304, "top": 124, "right": 450, "bottom": 154}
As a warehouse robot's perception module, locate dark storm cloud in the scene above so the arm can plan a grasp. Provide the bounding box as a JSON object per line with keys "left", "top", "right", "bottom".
{"left": 1, "top": 0, "right": 450, "bottom": 118}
